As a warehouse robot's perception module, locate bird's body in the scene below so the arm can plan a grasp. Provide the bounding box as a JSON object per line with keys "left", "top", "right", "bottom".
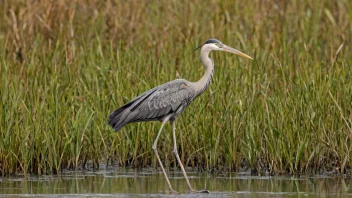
{"left": 108, "top": 46, "right": 216, "bottom": 131}
{"left": 109, "top": 79, "right": 197, "bottom": 131}
{"left": 108, "top": 39, "right": 252, "bottom": 194}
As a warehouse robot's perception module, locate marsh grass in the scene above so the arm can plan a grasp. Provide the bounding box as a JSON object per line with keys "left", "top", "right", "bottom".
{"left": 0, "top": 0, "right": 351, "bottom": 175}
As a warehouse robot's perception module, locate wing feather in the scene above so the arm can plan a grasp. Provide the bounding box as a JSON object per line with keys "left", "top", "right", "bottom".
{"left": 108, "top": 79, "right": 195, "bottom": 131}
{"left": 134, "top": 80, "right": 193, "bottom": 121}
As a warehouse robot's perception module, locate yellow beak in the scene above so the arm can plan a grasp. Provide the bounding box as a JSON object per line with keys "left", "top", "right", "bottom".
{"left": 223, "top": 45, "right": 253, "bottom": 60}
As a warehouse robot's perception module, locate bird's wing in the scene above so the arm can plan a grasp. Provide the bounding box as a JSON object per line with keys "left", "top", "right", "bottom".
{"left": 130, "top": 79, "right": 194, "bottom": 121}
{"left": 108, "top": 79, "right": 194, "bottom": 131}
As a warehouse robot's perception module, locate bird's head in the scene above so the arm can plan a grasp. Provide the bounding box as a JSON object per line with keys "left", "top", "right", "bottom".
{"left": 194, "top": 38, "right": 253, "bottom": 60}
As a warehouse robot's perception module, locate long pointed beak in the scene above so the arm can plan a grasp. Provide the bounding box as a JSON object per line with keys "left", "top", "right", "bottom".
{"left": 223, "top": 45, "right": 253, "bottom": 60}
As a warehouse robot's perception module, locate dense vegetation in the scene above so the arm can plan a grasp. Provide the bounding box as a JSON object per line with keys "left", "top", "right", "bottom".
{"left": 0, "top": 0, "right": 351, "bottom": 175}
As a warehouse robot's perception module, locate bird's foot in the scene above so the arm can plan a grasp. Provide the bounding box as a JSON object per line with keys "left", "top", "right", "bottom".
{"left": 169, "top": 189, "right": 180, "bottom": 194}
{"left": 190, "top": 189, "right": 209, "bottom": 193}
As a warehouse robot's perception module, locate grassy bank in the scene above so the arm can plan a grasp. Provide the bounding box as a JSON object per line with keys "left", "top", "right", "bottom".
{"left": 0, "top": 0, "right": 351, "bottom": 175}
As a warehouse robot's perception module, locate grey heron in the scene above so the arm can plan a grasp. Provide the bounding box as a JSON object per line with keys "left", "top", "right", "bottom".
{"left": 108, "top": 39, "right": 252, "bottom": 193}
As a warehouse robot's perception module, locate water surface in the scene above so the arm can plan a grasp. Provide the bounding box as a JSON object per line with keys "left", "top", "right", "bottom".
{"left": 0, "top": 168, "right": 350, "bottom": 197}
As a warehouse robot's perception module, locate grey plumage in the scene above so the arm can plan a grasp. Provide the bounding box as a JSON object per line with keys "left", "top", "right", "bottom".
{"left": 108, "top": 38, "right": 252, "bottom": 193}
{"left": 108, "top": 79, "right": 197, "bottom": 131}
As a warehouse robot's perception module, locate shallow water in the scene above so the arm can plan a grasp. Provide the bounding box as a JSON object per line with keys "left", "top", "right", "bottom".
{"left": 0, "top": 168, "right": 351, "bottom": 197}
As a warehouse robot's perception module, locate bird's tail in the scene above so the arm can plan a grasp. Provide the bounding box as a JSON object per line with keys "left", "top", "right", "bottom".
{"left": 108, "top": 87, "right": 158, "bottom": 131}
{"left": 108, "top": 105, "right": 131, "bottom": 132}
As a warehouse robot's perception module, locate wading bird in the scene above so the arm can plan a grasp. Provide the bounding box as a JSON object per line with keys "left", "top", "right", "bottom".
{"left": 108, "top": 39, "right": 252, "bottom": 193}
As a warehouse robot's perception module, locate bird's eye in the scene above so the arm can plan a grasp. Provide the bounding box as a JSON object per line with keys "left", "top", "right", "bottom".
{"left": 215, "top": 43, "right": 221, "bottom": 48}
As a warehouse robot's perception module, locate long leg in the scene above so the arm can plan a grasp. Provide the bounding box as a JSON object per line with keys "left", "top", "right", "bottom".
{"left": 152, "top": 115, "right": 178, "bottom": 194}
{"left": 171, "top": 120, "right": 209, "bottom": 193}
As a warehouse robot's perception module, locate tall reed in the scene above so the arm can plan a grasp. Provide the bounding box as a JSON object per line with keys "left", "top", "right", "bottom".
{"left": 0, "top": 0, "right": 351, "bottom": 175}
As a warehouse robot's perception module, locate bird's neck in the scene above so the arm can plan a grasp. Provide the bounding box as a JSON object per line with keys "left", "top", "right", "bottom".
{"left": 193, "top": 48, "right": 214, "bottom": 93}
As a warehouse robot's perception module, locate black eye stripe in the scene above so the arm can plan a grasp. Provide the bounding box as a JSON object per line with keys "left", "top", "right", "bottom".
{"left": 204, "top": 38, "right": 223, "bottom": 45}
